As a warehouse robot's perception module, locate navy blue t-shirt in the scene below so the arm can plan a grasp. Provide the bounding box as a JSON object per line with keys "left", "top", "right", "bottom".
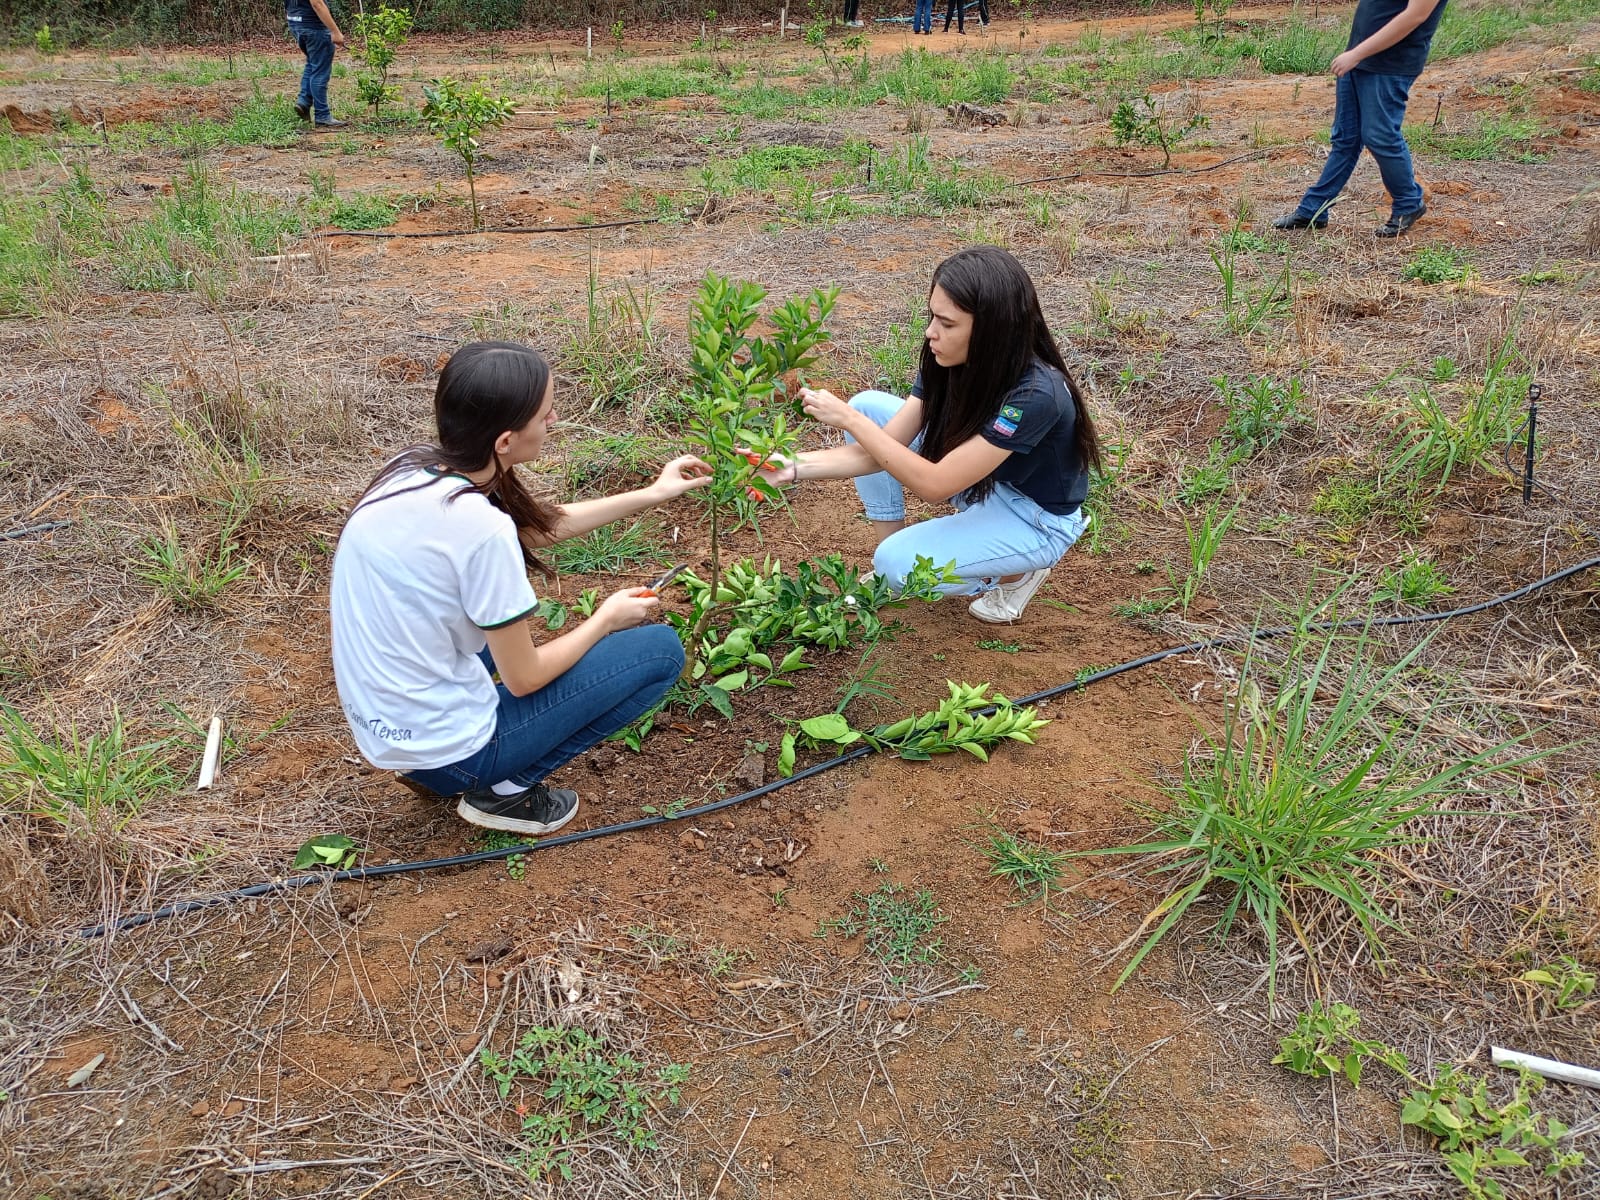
{"left": 286, "top": 0, "right": 329, "bottom": 31}
{"left": 913, "top": 359, "right": 1088, "bottom": 515}
{"left": 1348, "top": 0, "right": 1449, "bottom": 77}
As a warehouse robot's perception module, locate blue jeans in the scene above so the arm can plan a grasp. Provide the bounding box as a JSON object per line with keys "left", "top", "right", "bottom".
{"left": 292, "top": 26, "right": 335, "bottom": 123}
{"left": 401, "top": 625, "right": 682, "bottom": 795}
{"left": 1296, "top": 69, "right": 1423, "bottom": 222}
{"left": 847, "top": 390, "right": 1088, "bottom": 597}
{"left": 914, "top": 0, "right": 934, "bottom": 32}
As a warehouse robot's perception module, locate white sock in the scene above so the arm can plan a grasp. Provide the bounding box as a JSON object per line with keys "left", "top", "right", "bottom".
{"left": 490, "top": 779, "right": 526, "bottom": 796}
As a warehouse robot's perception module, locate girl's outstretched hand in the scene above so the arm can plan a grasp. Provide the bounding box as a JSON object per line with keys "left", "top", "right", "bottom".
{"left": 652, "top": 455, "right": 714, "bottom": 499}
{"left": 594, "top": 586, "right": 660, "bottom": 632}
{"left": 736, "top": 448, "right": 797, "bottom": 487}
{"left": 799, "top": 387, "right": 855, "bottom": 432}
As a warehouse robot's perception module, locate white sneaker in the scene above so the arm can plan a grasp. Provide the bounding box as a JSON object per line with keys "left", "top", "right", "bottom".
{"left": 968, "top": 567, "right": 1051, "bottom": 623}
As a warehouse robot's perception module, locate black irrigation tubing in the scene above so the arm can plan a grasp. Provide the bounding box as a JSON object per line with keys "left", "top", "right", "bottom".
{"left": 1013, "top": 149, "right": 1272, "bottom": 188}
{"left": 1, "top": 520, "right": 72, "bottom": 541}
{"left": 319, "top": 216, "right": 664, "bottom": 239}
{"left": 76, "top": 553, "right": 1600, "bottom": 943}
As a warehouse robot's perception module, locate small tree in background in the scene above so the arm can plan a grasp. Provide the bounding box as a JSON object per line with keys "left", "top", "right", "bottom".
{"left": 352, "top": 3, "right": 414, "bottom": 121}
{"left": 1110, "top": 92, "right": 1209, "bottom": 168}
{"left": 421, "top": 78, "right": 515, "bottom": 229}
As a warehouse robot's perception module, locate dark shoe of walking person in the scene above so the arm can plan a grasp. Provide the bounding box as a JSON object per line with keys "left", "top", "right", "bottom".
{"left": 314, "top": 117, "right": 349, "bottom": 130}
{"left": 457, "top": 782, "right": 580, "bottom": 835}
{"left": 1272, "top": 212, "right": 1328, "bottom": 231}
{"left": 1375, "top": 205, "right": 1426, "bottom": 238}
{"left": 294, "top": 101, "right": 311, "bottom": 122}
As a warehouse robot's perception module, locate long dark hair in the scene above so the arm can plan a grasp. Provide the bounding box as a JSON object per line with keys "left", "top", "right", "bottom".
{"left": 917, "top": 245, "right": 1102, "bottom": 504}
{"left": 351, "top": 341, "right": 561, "bottom": 565}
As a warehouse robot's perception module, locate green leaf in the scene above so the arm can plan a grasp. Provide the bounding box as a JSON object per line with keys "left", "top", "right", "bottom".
{"left": 1342, "top": 1053, "right": 1363, "bottom": 1088}
{"left": 715, "top": 670, "right": 749, "bottom": 692}
{"left": 777, "top": 732, "right": 796, "bottom": 778}
{"left": 294, "top": 833, "right": 358, "bottom": 870}
{"left": 699, "top": 684, "right": 735, "bottom": 720}
{"left": 799, "top": 713, "right": 853, "bottom": 742}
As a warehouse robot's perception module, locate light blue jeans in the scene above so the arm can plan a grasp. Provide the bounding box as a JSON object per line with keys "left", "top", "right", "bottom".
{"left": 847, "top": 390, "right": 1088, "bottom": 597}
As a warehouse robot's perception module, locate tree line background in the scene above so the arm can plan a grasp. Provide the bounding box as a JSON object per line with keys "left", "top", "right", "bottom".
{"left": 8, "top": 0, "right": 1120, "bottom": 47}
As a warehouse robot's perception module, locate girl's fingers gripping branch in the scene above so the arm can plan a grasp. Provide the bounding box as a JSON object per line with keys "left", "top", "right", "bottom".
{"left": 799, "top": 387, "right": 854, "bottom": 431}
{"left": 655, "top": 454, "right": 714, "bottom": 497}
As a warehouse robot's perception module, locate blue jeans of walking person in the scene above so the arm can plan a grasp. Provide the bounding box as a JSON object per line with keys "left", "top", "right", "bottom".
{"left": 847, "top": 390, "right": 1088, "bottom": 597}
{"left": 1294, "top": 69, "right": 1424, "bottom": 223}
{"left": 400, "top": 625, "right": 682, "bottom": 796}
{"left": 293, "top": 26, "right": 336, "bottom": 123}
{"left": 913, "top": 0, "right": 934, "bottom": 33}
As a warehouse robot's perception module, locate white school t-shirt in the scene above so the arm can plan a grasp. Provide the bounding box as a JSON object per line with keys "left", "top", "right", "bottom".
{"left": 330, "top": 467, "right": 538, "bottom": 770}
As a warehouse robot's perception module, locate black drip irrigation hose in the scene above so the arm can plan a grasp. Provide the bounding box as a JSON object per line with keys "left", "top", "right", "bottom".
{"left": 77, "top": 554, "right": 1600, "bottom": 941}
{"left": 320, "top": 216, "right": 663, "bottom": 240}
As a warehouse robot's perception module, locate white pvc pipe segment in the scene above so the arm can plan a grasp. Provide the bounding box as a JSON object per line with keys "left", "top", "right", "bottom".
{"left": 196, "top": 716, "right": 223, "bottom": 791}
{"left": 1492, "top": 1046, "right": 1600, "bottom": 1091}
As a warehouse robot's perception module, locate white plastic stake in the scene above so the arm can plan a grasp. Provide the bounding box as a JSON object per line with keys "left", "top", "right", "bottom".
{"left": 1492, "top": 1046, "right": 1600, "bottom": 1092}
{"left": 196, "top": 716, "right": 223, "bottom": 790}
{"left": 586, "top": 26, "right": 592, "bottom": 58}
{"left": 780, "top": 6, "right": 787, "bottom": 37}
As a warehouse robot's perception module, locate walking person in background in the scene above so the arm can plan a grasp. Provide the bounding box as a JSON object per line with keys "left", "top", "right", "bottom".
{"left": 843, "top": 0, "right": 864, "bottom": 28}
{"left": 286, "top": 0, "right": 347, "bottom": 129}
{"left": 331, "top": 342, "right": 711, "bottom": 834}
{"left": 1271, "top": 0, "right": 1448, "bottom": 237}
{"left": 943, "top": 0, "right": 987, "bottom": 33}
{"left": 913, "top": 0, "right": 934, "bottom": 35}
{"left": 757, "top": 246, "right": 1102, "bottom": 625}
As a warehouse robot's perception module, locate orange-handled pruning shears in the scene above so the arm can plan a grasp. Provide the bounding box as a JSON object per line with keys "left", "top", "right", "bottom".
{"left": 640, "top": 563, "right": 689, "bottom": 598}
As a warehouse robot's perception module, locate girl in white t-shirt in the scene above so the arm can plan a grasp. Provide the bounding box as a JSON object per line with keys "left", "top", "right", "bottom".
{"left": 331, "top": 341, "right": 710, "bottom": 835}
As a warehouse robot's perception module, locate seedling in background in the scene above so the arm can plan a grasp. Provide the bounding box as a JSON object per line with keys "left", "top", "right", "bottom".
{"left": 421, "top": 78, "right": 515, "bottom": 229}
{"left": 1109, "top": 92, "right": 1208, "bottom": 168}
{"left": 352, "top": 3, "right": 414, "bottom": 121}
{"left": 1373, "top": 553, "right": 1455, "bottom": 606}
{"left": 977, "top": 638, "right": 1023, "bottom": 653}
{"left": 819, "top": 882, "right": 948, "bottom": 967}
{"left": 474, "top": 829, "right": 529, "bottom": 879}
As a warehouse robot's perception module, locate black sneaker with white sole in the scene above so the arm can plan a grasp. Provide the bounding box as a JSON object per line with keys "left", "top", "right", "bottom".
{"left": 457, "top": 783, "right": 580, "bottom": 835}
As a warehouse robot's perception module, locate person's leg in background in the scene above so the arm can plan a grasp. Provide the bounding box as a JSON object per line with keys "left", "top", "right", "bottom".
{"left": 296, "top": 27, "right": 335, "bottom": 124}
{"left": 1278, "top": 70, "right": 1363, "bottom": 228}
{"left": 1354, "top": 69, "right": 1426, "bottom": 234}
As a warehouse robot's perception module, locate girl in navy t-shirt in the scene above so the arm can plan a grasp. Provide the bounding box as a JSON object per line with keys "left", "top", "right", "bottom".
{"left": 760, "top": 245, "right": 1102, "bottom": 624}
